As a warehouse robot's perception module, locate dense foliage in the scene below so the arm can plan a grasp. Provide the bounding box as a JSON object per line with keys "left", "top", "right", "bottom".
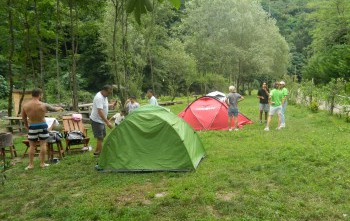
{"left": 183, "top": 0, "right": 289, "bottom": 92}
{"left": 303, "top": 0, "right": 350, "bottom": 84}
{"left": 1, "top": 0, "right": 348, "bottom": 115}
{"left": 262, "top": 0, "right": 350, "bottom": 85}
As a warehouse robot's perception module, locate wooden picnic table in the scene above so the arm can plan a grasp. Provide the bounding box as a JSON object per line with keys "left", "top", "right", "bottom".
{"left": 3, "top": 116, "right": 61, "bottom": 133}
{"left": 3, "top": 116, "right": 25, "bottom": 133}
{"left": 78, "top": 103, "right": 93, "bottom": 111}
{"left": 159, "top": 101, "right": 176, "bottom": 106}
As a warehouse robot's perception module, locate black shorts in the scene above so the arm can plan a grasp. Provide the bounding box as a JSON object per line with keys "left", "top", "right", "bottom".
{"left": 90, "top": 119, "right": 106, "bottom": 139}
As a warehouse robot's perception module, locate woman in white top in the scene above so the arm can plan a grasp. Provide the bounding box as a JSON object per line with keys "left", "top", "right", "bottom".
{"left": 125, "top": 95, "right": 140, "bottom": 113}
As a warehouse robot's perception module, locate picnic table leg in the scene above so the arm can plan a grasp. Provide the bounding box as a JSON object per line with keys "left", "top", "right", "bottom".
{"left": 47, "top": 143, "right": 53, "bottom": 162}
{"left": 58, "top": 141, "right": 64, "bottom": 158}
{"left": 7, "top": 145, "right": 17, "bottom": 159}
{"left": 8, "top": 120, "right": 13, "bottom": 133}
{"left": 11, "top": 145, "right": 17, "bottom": 158}
{"left": 19, "top": 120, "right": 23, "bottom": 132}
{"left": 22, "top": 141, "right": 30, "bottom": 158}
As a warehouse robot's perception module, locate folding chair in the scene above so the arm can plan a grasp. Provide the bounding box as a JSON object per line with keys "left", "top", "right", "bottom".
{"left": 62, "top": 116, "right": 90, "bottom": 152}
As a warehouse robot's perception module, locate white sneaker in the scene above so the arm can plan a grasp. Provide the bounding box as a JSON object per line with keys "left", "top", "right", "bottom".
{"left": 280, "top": 123, "right": 286, "bottom": 128}
{"left": 264, "top": 127, "right": 269, "bottom": 131}
{"left": 229, "top": 128, "right": 232, "bottom": 131}
{"left": 234, "top": 128, "right": 239, "bottom": 131}
{"left": 276, "top": 126, "right": 281, "bottom": 130}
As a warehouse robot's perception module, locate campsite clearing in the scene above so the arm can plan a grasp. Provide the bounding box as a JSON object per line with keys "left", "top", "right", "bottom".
{"left": 1, "top": 96, "right": 350, "bottom": 220}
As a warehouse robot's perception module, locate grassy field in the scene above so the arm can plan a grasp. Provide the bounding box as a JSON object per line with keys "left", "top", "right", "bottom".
{"left": 1, "top": 95, "right": 350, "bottom": 221}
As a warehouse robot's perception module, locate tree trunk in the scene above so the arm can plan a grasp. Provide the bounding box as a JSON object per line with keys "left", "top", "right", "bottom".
{"left": 112, "top": 0, "right": 124, "bottom": 105}
{"left": 237, "top": 59, "right": 241, "bottom": 92}
{"left": 55, "top": 0, "right": 61, "bottom": 102}
{"left": 121, "top": 2, "right": 129, "bottom": 100}
{"left": 69, "top": 0, "right": 78, "bottom": 111}
{"left": 7, "top": 0, "right": 14, "bottom": 117}
{"left": 248, "top": 82, "right": 252, "bottom": 96}
{"left": 148, "top": 0, "right": 156, "bottom": 94}
{"left": 330, "top": 95, "right": 335, "bottom": 115}
{"left": 18, "top": 1, "right": 31, "bottom": 116}
{"left": 34, "top": 0, "right": 45, "bottom": 101}
{"left": 58, "top": 1, "right": 68, "bottom": 57}
{"left": 17, "top": 88, "right": 26, "bottom": 116}
{"left": 149, "top": 53, "right": 155, "bottom": 94}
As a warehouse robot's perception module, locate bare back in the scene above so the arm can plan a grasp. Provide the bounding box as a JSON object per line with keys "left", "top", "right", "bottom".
{"left": 22, "top": 99, "right": 47, "bottom": 124}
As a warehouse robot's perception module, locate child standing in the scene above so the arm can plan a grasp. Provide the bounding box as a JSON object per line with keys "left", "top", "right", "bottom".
{"left": 226, "top": 86, "right": 244, "bottom": 131}
{"left": 110, "top": 109, "right": 126, "bottom": 127}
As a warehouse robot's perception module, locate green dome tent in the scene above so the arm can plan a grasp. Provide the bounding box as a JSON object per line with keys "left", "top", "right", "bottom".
{"left": 97, "top": 105, "right": 206, "bottom": 172}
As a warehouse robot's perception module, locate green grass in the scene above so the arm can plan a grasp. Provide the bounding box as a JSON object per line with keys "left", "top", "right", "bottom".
{"left": 1, "top": 96, "right": 350, "bottom": 220}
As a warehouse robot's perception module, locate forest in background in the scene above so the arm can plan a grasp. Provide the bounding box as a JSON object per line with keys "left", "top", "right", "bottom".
{"left": 0, "top": 0, "right": 349, "bottom": 115}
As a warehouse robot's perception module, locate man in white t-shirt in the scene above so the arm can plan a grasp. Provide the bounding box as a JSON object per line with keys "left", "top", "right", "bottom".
{"left": 90, "top": 85, "right": 114, "bottom": 155}
{"left": 146, "top": 89, "right": 158, "bottom": 106}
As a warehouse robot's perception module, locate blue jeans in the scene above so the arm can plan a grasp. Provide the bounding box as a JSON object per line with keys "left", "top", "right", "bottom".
{"left": 281, "top": 100, "right": 287, "bottom": 124}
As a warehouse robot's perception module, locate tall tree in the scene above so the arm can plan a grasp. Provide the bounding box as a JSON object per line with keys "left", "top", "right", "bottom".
{"left": 55, "top": 0, "right": 61, "bottom": 102}
{"left": 111, "top": 0, "right": 123, "bottom": 103}
{"left": 34, "top": 0, "right": 46, "bottom": 100}
{"left": 303, "top": 0, "right": 350, "bottom": 83}
{"left": 261, "top": 0, "right": 312, "bottom": 80}
{"left": 7, "top": 0, "right": 15, "bottom": 116}
{"left": 183, "top": 0, "right": 289, "bottom": 90}
{"left": 69, "top": 0, "right": 78, "bottom": 110}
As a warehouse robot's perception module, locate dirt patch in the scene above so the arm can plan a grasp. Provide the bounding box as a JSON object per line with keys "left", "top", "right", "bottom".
{"left": 154, "top": 192, "right": 167, "bottom": 198}
{"left": 215, "top": 191, "right": 237, "bottom": 202}
{"left": 205, "top": 205, "right": 221, "bottom": 218}
{"left": 71, "top": 193, "right": 83, "bottom": 198}
{"left": 115, "top": 180, "right": 168, "bottom": 206}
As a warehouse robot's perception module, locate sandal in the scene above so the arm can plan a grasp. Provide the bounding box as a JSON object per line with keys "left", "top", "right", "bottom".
{"left": 40, "top": 163, "right": 50, "bottom": 168}
{"left": 25, "top": 166, "right": 34, "bottom": 170}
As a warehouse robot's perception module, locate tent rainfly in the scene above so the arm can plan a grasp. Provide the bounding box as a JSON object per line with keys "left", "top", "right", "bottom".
{"left": 97, "top": 105, "right": 206, "bottom": 172}
{"left": 206, "top": 91, "right": 226, "bottom": 102}
{"left": 178, "top": 96, "right": 253, "bottom": 131}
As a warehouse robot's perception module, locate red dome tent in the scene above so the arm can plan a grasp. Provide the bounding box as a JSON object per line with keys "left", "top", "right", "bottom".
{"left": 178, "top": 96, "right": 253, "bottom": 131}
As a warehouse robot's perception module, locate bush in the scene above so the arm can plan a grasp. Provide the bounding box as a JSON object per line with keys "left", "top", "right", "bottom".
{"left": 0, "top": 99, "right": 7, "bottom": 110}
{"left": 0, "top": 75, "right": 9, "bottom": 99}
{"left": 309, "top": 101, "right": 319, "bottom": 113}
{"left": 78, "top": 91, "right": 94, "bottom": 103}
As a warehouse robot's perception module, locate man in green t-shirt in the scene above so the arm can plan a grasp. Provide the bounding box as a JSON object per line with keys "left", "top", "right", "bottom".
{"left": 280, "top": 81, "right": 288, "bottom": 128}
{"left": 264, "top": 82, "right": 283, "bottom": 131}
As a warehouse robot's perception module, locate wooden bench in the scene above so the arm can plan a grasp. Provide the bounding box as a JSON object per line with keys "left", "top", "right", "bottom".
{"left": 159, "top": 101, "right": 176, "bottom": 106}
{"left": 79, "top": 111, "right": 90, "bottom": 123}
{"left": 78, "top": 103, "right": 93, "bottom": 111}
{"left": 6, "top": 125, "right": 23, "bottom": 133}
{"left": 3, "top": 117, "right": 25, "bottom": 133}
{"left": 22, "top": 139, "right": 64, "bottom": 161}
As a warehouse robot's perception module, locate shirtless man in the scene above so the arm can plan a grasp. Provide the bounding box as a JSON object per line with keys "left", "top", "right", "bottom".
{"left": 22, "top": 88, "right": 63, "bottom": 170}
